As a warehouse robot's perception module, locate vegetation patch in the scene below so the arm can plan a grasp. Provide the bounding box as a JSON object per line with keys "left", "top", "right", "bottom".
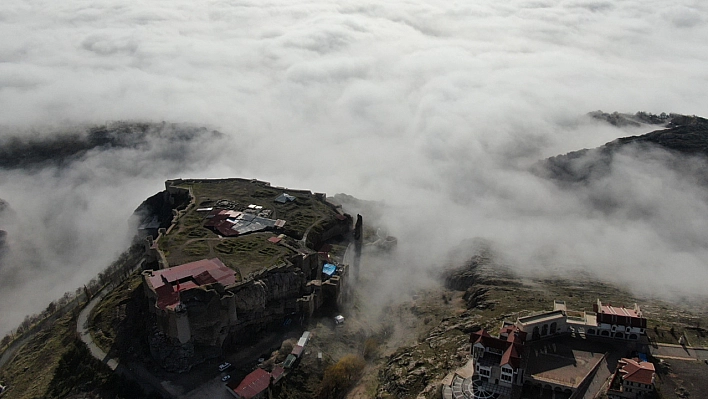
{"left": 89, "top": 274, "right": 144, "bottom": 354}
{"left": 182, "top": 240, "right": 210, "bottom": 257}
{"left": 0, "top": 309, "right": 154, "bottom": 399}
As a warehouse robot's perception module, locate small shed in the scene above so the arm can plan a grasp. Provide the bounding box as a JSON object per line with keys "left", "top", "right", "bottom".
{"left": 274, "top": 193, "right": 296, "bottom": 204}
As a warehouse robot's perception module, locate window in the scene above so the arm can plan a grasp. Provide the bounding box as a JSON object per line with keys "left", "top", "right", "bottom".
{"left": 501, "top": 374, "right": 512, "bottom": 382}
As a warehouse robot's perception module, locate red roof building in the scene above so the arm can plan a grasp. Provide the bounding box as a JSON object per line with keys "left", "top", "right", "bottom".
{"left": 470, "top": 328, "right": 526, "bottom": 388}
{"left": 593, "top": 299, "right": 647, "bottom": 330}
{"left": 228, "top": 368, "right": 272, "bottom": 399}
{"left": 607, "top": 358, "right": 655, "bottom": 399}
{"left": 144, "top": 258, "right": 237, "bottom": 310}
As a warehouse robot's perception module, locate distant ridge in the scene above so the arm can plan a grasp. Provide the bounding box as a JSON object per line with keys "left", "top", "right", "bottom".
{"left": 0, "top": 122, "right": 221, "bottom": 169}
{"left": 536, "top": 113, "right": 708, "bottom": 183}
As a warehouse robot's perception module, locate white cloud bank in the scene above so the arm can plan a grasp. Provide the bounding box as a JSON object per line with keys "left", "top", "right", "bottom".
{"left": 1, "top": 0, "right": 708, "bottom": 333}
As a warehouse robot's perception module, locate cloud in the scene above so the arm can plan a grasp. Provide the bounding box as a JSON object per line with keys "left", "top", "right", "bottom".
{"left": 1, "top": 0, "right": 708, "bottom": 334}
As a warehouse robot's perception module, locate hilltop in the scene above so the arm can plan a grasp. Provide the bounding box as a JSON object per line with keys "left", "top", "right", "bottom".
{"left": 0, "top": 122, "right": 221, "bottom": 169}
{"left": 537, "top": 113, "right": 708, "bottom": 183}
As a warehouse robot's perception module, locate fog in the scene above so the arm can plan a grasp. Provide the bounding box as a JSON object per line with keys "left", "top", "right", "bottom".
{"left": 1, "top": 0, "right": 708, "bottom": 335}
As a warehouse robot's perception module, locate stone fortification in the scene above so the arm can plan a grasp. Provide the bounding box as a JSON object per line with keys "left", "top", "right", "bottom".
{"left": 138, "top": 178, "right": 353, "bottom": 371}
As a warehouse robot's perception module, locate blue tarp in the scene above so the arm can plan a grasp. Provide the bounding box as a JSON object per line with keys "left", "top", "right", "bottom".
{"left": 323, "top": 263, "right": 336, "bottom": 277}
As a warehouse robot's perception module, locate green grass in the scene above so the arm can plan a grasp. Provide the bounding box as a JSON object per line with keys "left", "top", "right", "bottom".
{"left": 89, "top": 274, "right": 143, "bottom": 354}
{"left": 158, "top": 179, "right": 343, "bottom": 276}
{"left": 182, "top": 240, "right": 210, "bottom": 257}
{"left": 0, "top": 308, "right": 150, "bottom": 399}
{"left": 0, "top": 313, "right": 76, "bottom": 399}
{"left": 171, "top": 179, "right": 339, "bottom": 241}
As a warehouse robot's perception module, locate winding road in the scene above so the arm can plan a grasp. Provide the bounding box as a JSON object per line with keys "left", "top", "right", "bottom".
{"left": 77, "top": 271, "right": 178, "bottom": 399}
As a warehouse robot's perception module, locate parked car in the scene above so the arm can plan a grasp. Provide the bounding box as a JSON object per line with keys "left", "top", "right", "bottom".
{"left": 218, "top": 362, "right": 231, "bottom": 372}
{"left": 221, "top": 375, "right": 231, "bottom": 382}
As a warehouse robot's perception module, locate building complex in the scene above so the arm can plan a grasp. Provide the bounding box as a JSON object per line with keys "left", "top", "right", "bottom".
{"left": 442, "top": 299, "right": 652, "bottom": 399}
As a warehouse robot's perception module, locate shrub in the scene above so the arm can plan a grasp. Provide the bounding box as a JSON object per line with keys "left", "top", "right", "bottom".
{"left": 318, "top": 354, "right": 366, "bottom": 399}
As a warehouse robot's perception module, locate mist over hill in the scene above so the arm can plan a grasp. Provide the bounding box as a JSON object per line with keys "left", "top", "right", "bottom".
{"left": 0, "top": 122, "right": 222, "bottom": 169}
{"left": 1, "top": 0, "right": 708, "bottom": 336}
{"left": 538, "top": 113, "right": 708, "bottom": 183}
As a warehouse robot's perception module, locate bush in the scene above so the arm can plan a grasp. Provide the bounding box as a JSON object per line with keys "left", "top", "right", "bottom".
{"left": 363, "top": 338, "right": 379, "bottom": 360}
{"left": 318, "top": 354, "right": 366, "bottom": 399}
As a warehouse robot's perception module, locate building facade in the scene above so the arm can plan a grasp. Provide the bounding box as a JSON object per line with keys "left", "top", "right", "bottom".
{"left": 514, "top": 301, "right": 570, "bottom": 341}
{"left": 591, "top": 300, "right": 646, "bottom": 340}
{"left": 512, "top": 299, "right": 647, "bottom": 341}
{"left": 607, "top": 358, "right": 655, "bottom": 399}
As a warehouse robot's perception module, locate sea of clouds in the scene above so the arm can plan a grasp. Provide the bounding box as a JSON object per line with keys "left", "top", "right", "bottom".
{"left": 1, "top": 0, "right": 707, "bottom": 334}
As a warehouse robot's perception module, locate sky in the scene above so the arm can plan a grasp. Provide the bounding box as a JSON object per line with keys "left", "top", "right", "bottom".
{"left": 1, "top": 0, "right": 708, "bottom": 334}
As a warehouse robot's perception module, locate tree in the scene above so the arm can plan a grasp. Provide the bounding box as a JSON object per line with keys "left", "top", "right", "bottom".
{"left": 1, "top": 334, "right": 11, "bottom": 348}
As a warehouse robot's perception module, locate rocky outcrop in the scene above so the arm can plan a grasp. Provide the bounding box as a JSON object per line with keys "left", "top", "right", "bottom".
{"left": 462, "top": 287, "right": 489, "bottom": 310}
{"left": 232, "top": 280, "right": 268, "bottom": 314}
{"left": 261, "top": 269, "right": 306, "bottom": 301}
{"left": 378, "top": 314, "right": 480, "bottom": 399}
{"left": 443, "top": 253, "right": 516, "bottom": 293}
{"left": 148, "top": 329, "right": 220, "bottom": 373}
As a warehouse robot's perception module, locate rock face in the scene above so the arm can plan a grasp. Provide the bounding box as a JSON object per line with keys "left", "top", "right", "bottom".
{"left": 378, "top": 251, "right": 519, "bottom": 398}
{"left": 145, "top": 266, "right": 317, "bottom": 372}
{"left": 148, "top": 328, "right": 220, "bottom": 373}
{"left": 378, "top": 315, "right": 479, "bottom": 399}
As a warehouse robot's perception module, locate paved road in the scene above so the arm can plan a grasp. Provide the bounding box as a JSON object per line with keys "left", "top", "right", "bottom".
{"left": 0, "top": 335, "right": 32, "bottom": 369}
{"left": 651, "top": 343, "right": 708, "bottom": 361}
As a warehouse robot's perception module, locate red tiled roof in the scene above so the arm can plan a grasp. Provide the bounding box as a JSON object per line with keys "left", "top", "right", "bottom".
{"left": 146, "top": 258, "right": 237, "bottom": 310}
{"left": 268, "top": 237, "right": 282, "bottom": 244}
{"left": 600, "top": 305, "right": 640, "bottom": 318}
{"left": 500, "top": 343, "right": 522, "bottom": 369}
{"left": 470, "top": 329, "right": 491, "bottom": 342}
{"left": 471, "top": 330, "right": 508, "bottom": 352}
{"left": 232, "top": 368, "right": 271, "bottom": 398}
{"left": 215, "top": 220, "right": 239, "bottom": 236}
{"left": 619, "top": 358, "right": 655, "bottom": 385}
{"left": 501, "top": 325, "right": 528, "bottom": 344}
{"left": 471, "top": 329, "right": 524, "bottom": 370}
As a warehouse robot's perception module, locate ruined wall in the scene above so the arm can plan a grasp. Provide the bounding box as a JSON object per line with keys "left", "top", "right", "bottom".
{"left": 305, "top": 215, "right": 352, "bottom": 250}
